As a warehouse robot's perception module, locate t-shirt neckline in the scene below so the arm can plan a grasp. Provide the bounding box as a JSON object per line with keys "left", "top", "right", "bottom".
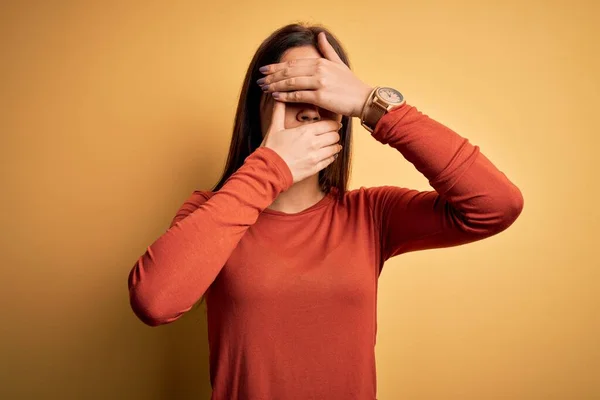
{"left": 261, "top": 188, "right": 337, "bottom": 218}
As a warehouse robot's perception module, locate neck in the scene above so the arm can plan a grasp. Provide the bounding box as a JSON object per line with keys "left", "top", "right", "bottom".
{"left": 267, "top": 173, "right": 325, "bottom": 214}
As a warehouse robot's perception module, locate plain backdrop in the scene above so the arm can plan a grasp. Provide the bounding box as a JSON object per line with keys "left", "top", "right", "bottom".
{"left": 1, "top": 0, "right": 598, "bottom": 399}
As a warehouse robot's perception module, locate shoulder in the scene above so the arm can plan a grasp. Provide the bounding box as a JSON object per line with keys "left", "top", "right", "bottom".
{"left": 169, "top": 189, "right": 215, "bottom": 227}
{"left": 342, "top": 185, "right": 413, "bottom": 209}
{"left": 177, "top": 189, "right": 215, "bottom": 209}
{"left": 187, "top": 189, "right": 215, "bottom": 204}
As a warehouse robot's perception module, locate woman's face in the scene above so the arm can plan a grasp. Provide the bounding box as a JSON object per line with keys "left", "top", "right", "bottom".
{"left": 259, "top": 45, "right": 342, "bottom": 137}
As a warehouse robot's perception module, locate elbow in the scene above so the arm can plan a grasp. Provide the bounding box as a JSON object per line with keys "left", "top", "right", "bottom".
{"left": 502, "top": 184, "right": 524, "bottom": 226}
{"left": 128, "top": 288, "right": 183, "bottom": 327}
{"left": 129, "top": 288, "right": 168, "bottom": 327}
{"left": 127, "top": 268, "right": 181, "bottom": 327}
{"left": 126, "top": 253, "right": 207, "bottom": 327}
{"left": 129, "top": 300, "right": 163, "bottom": 327}
{"left": 462, "top": 184, "right": 524, "bottom": 237}
{"left": 489, "top": 184, "right": 525, "bottom": 234}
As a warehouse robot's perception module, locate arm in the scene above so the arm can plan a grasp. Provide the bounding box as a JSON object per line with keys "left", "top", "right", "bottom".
{"left": 127, "top": 146, "right": 293, "bottom": 326}
{"left": 365, "top": 103, "right": 524, "bottom": 264}
{"left": 254, "top": 45, "right": 523, "bottom": 263}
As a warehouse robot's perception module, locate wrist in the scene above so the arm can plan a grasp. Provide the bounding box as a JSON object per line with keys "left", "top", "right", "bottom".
{"left": 354, "top": 85, "right": 375, "bottom": 118}
{"left": 359, "top": 86, "right": 405, "bottom": 133}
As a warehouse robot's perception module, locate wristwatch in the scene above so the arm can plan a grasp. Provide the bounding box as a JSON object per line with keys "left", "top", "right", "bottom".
{"left": 360, "top": 86, "right": 406, "bottom": 133}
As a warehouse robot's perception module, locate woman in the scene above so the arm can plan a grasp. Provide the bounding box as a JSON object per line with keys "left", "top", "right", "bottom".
{"left": 128, "top": 23, "right": 524, "bottom": 400}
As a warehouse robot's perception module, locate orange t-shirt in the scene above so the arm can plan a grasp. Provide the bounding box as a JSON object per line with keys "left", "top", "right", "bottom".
{"left": 128, "top": 103, "right": 523, "bottom": 399}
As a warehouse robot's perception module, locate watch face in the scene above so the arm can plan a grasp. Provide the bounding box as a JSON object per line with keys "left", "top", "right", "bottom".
{"left": 377, "top": 87, "right": 404, "bottom": 104}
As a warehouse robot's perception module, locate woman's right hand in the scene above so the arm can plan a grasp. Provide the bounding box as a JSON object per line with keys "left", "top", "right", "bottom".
{"left": 260, "top": 99, "right": 342, "bottom": 184}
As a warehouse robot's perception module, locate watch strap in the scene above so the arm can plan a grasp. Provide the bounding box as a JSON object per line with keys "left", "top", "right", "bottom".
{"left": 360, "top": 86, "right": 382, "bottom": 133}
{"left": 362, "top": 98, "right": 387, "bottom": 133}
{"left": 360, "top": 86, "right": 405, "bottom": 133}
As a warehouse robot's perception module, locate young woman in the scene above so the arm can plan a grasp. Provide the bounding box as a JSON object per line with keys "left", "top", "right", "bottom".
{"left": 128, "top": 23, "right": 524, "bottom": 400}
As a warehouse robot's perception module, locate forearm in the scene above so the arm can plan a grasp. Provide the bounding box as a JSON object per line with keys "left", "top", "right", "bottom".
{"left": 127, "top": 147, "right": 293, "bottom": 326}
{"left": 372, "top": 103, "right": 524, "bottom": 232}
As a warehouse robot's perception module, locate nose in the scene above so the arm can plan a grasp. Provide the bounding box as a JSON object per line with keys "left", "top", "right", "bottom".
{"left": 297, "top": 104, "right": 321, "bottom": 123}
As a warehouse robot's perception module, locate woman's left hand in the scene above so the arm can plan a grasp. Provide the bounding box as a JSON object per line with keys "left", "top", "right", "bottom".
{"left": 257, "top": 32, "right": 373, "bottom": 118}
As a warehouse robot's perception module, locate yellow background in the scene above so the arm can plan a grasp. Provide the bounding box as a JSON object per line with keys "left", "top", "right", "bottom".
{"left": 1, "top": 0, "right": 598, "bottom": 399}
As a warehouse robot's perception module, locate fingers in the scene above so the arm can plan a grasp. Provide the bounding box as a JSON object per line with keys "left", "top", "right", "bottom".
{"left": 315, "top": 155, "right": 337, "bottom": 173}
{"left": 317, "top": 32, "right": 344, "bottom": 65}
{"left": 258, "top": 65, "right": 317, "bottom": 87}
{"left": 320, "top": 143, "right": 343, "bottom": 159}
{"left": 262, "top": 76, "right": 320, "bottom": 94}
{"left": 313, "top": 143, "right": 342, "bottom": 172}
{"left": 259, "top": 58, "right": 322, "bottom": 75}
{"left": 269, "top": 98, "right": 286, "bottom": 132}
{"left": 314, "top": 131, "right": 341, "bottom": 149}
{"left": 271, "top": 90, "right": 320, "bottom": 105}
{"left": 295, "top": 119, "right": 340, "bottom": 137}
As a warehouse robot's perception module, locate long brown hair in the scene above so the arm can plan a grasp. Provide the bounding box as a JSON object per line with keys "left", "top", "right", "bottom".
{"left": 211, "top": 22, "right": 353, "bottom": 199}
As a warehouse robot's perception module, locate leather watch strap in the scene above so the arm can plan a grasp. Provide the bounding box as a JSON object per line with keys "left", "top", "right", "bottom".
{"left": 360, "top": 86, "right": 405, "bottom": 133}
{"left": 362, "top": 99, "right": 386, "bottom": 133}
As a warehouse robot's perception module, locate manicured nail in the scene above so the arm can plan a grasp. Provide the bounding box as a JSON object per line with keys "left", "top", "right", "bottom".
{"left": 272, "top": 92, "right": 280, "bottom": 98}
{"left": 261, "top": 84, "right": 269, "bottom": 92}
{"left": 259, "top": 66, "right": 269, "bottom": 73}
{"left": 256, "top": 77, "right": 266, "bottom": 85}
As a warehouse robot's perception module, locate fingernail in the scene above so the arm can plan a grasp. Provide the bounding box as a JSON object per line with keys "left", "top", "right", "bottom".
{"left": 262, "top": 84, "right": 269, "bottom": 92}
{"left": 272, "top": 92, "right": 280, "bottom": 99}
{"left": 256, "top": 77, "right": 266, "bottom": 85}
{"left": 259, "top": 66, "right": 269, "bottom": 73}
